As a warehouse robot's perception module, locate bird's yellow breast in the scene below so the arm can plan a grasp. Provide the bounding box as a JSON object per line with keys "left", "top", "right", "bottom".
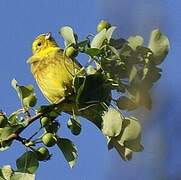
{"left": 30, "top": 48, "right": 78, "bottom": 103}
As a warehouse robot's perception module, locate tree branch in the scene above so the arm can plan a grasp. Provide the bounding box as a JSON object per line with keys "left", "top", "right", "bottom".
{"left": 3, "top": 97, "right": 66, "bottom": 144}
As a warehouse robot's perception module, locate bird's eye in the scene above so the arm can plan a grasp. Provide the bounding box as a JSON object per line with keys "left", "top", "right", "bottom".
{"left": 37, "top": 42, "right": 42, "bottom": 46}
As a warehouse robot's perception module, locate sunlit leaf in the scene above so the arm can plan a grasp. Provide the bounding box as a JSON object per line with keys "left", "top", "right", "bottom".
{"left": 106, "top": 26, "right": 116, "bottom": 43}
{"left": 148, "top": 29, "right": 169, "bottom": 65}
{"left": 128, "top": 35, "right": 144, "bottom": 50}
{"left": 102, "top": 108, "right": 123, "bottom": 137}
{"left": 121, "top": 117, "right": 141, "bottom": 142}
{"left": 11, "top": 172, "right": 35, "bottom": 180}
{"left": 59, "top": 26, "right": 76, "bottom": 46}
{"left": 57, "top": 138, "right": 78, "bottom": 168}
{"left": 116, "top": 117, "right": 143, "bottom": 152}
{"left": 91, "top": 29, "right": 106, "bottom": 49}
{"left": 86, "top": 65, "right": 96, "bottom": 75}
{"left": 0, "top": 165, "right": 13, "bottom": 180}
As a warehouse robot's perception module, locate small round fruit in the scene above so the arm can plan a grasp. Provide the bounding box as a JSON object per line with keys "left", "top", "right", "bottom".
{"left": 40, "top": 117, "right": 50, "bottom": 127}
{"left": 23, "top": 95, "right": 37, "bottom": 107}
{"left": 42, "top": 133, "right": 56, "bottom": 147}
{"left": 97, "top": 20, "right": 111, "bottom": 33}
{"left": 0, "top": 115, "right": 7, "bottom": 128}
{"left": 45, "top": 121, "right": 59, "bottom": 133}
{"left": 36, "top": 146, "right": 50, "bottom": 161}
{"left": 65, "top": 46, "right": 78, "bottom": 58}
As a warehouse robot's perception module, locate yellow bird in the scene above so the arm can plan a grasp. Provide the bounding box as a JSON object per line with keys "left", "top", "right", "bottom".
{"left": 27, "top": 33, "right": 81, "bottom": 104}
{"left": 28, "top": 32, "right": 103, "bottom": 127}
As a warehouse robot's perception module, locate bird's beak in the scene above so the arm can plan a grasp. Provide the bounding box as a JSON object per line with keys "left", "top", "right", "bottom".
{"left": 45, "top": 32, "right": 51, "bottom": 40}
{"left": 27, "top": 57, "right": 39, "bottom": 64}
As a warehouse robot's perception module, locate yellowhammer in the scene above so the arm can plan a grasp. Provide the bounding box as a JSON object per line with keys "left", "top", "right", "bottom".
{"left": 27, "top": 32, "right": 81, "bottom": 104}
{"left": 27, "top": 32, "right": 102, "bottom": 126}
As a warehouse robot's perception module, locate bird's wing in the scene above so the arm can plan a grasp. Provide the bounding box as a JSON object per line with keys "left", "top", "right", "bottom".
{"left": 53, "top": 48, "right": 84, "bottom": 76}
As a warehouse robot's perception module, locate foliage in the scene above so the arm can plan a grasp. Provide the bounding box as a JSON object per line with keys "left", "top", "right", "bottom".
{"left": 0, "top": 20, "right": 169, "bottom": 179}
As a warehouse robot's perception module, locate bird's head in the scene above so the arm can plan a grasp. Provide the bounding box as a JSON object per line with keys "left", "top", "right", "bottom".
{"left": 32, "top": 32, "right": 58, "bottom": 55}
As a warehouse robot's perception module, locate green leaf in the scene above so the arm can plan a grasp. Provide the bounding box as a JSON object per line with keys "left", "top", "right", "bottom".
{"left": 116, "top": 117, "right": 143, "bottom": 152}
{"left": 127, "top": 35, "right": 144, "bottom": 50}
{"left": 16, "top": 151, "right": 39, "bottom": 174}
{"left": 135, "top": 90, "right": 152, "bottom": 110}
{"left": 36, "top": 104, "right": 56, "bottom": 114}
{"left": 86, "top": 65, "right": 96, "bottom": 75}
{"left": 124, "top": 148, "right": 133, "bottom": 160}
{"left": 148, "top": 29, "right": 169, "bottom": 65}
{"left": 0, "top": 126, "right": 19, "bottom": 141}
{"left": 108, "top": 45, "right": 120, "bottom": 59}
{"left": 124, "top": 137, "right": 144, "bottom": 152}
{"left": 8, "top": 110, "right": 22, "bottom": 125}
{"left": 107, "top": 117, "right": 143, "bottom": 160}
{"left": 0, "top": 143, "right": 12, "bottom": 152}
{"left": 77, "top": 39, "right": 89, "bottom": 50}
{"left": 116, "top": 96, "right": 137, "bottom": 111}
{"left": 67, "top": 115, "right": 81, "bottom": 136}
{"left": 142, "top": 66, "right": 161, "bottom": 82}
{"left": 11, "top": 172, "right": 35, "bottom": 180}
{"left": 106, "top": 26, "right": 116, "bottom": 43}
{"left": 11, "top": 79, "right": 18, "bottom": 92}
{"left": 57, "top": 138, "right": 78, "bottom": 168}
{"left": 119, "top": 44, "right": 133, "bottom": 57}
{"left": 102, "top": 108, "right": 123, "bottom": 137}
{"left": 85, "top": 48, "right": 102, "bottom": 57}
{"left": 22, "top": 95, "right": 37, "bottom": 109}
{"left": 109, "top": 38, "right": 127, "bottom": 49}
{"left": 11, "top": 79, "right": 37, "bottom": 109}
{"left": 91, "top": 29, "right": 106, "bottom": 49}
{"left": 12, "top": 79, "right": 33, "bottom": 99}
{"left": 0, "top": 113, "right": 8, "bottom": 128}
{"left": 108, "top": 138, "right": 132, "bottom": 161}
{"left": 129, "top": 65, "right": 137, "bottom": 83}
{"left": 0, "top": 126, "right": 21, "bottom": 151}
{"left": 0, "top": 165, "right": 13, "bottom": 180}
{"left": 73, "top": 75, "right": 85, "bottom": 94}
{"left": 121, "top": 117, "right": 141, "bottom": 142}
{"left": 59, "top": 26, "right": 76, "bottom": 46}
{"left": 75, "top": 72, "right": 110, "bottom": 108}
{"left": 117, "top": 82, "right": 126, "bottom": 93}
{"left": 107, "top": 137, "right": 114, "bottom": 150}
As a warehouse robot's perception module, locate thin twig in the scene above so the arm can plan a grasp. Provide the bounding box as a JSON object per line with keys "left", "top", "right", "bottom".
{"left": 3, "top": 97, "right": 66, "bottom": 143}
{"left": 28, "top": 127, "right": 43, "bottom": 141}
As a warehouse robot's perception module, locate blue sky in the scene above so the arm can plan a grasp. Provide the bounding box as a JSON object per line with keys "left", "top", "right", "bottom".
{"left": 0, "top": 0, "right": 180, "bottom": 180}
